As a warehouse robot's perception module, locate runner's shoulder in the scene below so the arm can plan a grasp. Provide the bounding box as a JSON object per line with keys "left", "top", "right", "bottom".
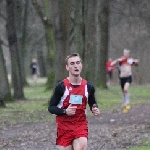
{"left": 55, "top": 81, "right": 65, "bottom": 93}
{"left": 87, "top": 81, "right": 95, "bottom": 93}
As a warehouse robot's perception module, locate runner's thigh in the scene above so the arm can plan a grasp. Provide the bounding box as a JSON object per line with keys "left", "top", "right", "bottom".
{"left": 124, "top": 82, "right": 130, "bottom": 91}
{"left": 73, "top": 137, "right": 87, "bottom": 150}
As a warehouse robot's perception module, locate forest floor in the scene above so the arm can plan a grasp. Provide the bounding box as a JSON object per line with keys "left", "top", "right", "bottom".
{"left": 0, "top": 103, "right": 150, "bottom": 150}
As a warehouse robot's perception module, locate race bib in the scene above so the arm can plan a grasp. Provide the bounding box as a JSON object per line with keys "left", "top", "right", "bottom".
{"left": 69, "top": 95, "right": 83, "bottom": 104}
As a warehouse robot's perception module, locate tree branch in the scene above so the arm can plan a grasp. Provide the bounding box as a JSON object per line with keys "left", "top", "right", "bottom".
{"left": 32, "top": 0, "right": 52, "bottom": 27}
{"left": 32, "top": 0, "right": 47, "bottom": 24}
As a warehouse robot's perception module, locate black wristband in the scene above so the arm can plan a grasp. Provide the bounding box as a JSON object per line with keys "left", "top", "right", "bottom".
{"left": 63, "top": 109, "right": 66, "bottom": 114}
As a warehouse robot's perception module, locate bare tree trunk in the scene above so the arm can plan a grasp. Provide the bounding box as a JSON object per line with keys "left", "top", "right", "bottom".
{"left": 6, "top": 0, "right": 25, "bottom": 100}
{"left": 0, "top": 40, "right": 12, "bottom": 106}
{"left": 36, "top": 44, "right": 47, "bottom": 77}
{"left": 82, "top": 0, "right": 97, "bottom": 84}
{"left": 67, "top": 0, "right": 86, "bottom": 59}
{"left": 81, "top": 0, "right": 86, "bottom": 62}
{"left": 43, "top": 0, "right": 55, "bottom": 73}
{"left": 98, "top": 0, "right": 110, "bottom": 88}
{"left": 21, "top": 0, "right": 29, "bottom": 85}
{"left": 15, "top": 0, "right": 28, "bottom": 86}
{"left": 32, "top": 0, "right": 55, "bottom": 74}
{"left": 69, "top": 0, "right": 75, "bottom": 53}
{"left": 95, "top": 0, "right": 101, "bottom": 83}
{"left": 51, "top": 0, "right": 71, "bottom": 85}
{"left": 71, "top": 0, "right": 85, "bottom": 59}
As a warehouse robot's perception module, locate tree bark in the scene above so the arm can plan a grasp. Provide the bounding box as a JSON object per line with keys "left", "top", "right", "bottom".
{"left": 6, "top": 0, "right": 25, "bottom": 100}
{"left": 82, "top": 0, "right": 97, "bottom": 84}
{"left": 51, "top": 0, "right": 71, "bottom": 85}
{"left": 98, "top": 0, "right": 110, "bottom": 88}
{"left": 32, "top": 0, "right": 55, "bottom": 74}
{"left": 68, "top": 0, "right": 75, "bottom": 53}
{"left": 36, "top": 44, "right": 47, "bottom": 77}
{"left": 70, "top": 0, "right": 85, "bottom": 57}
{"left": 21, "top": 0, "right": 29, "bottom": 85}
{"left": 14, "top": 0, "right": 28, "bottom": 86}
{"left": 95, "top": 0, "right": 101, "bottom": 84}
{"left": 0, "top": 40, "right": 12, "bottom": 106}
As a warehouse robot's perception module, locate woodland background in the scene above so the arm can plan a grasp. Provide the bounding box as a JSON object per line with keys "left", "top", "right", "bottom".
{"left": 0, "top": 0, "right": 150, "bottom": 103}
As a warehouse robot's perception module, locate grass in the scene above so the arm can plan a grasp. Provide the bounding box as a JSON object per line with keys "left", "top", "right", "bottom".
{"left": 123, "top": 146, "right": 150, "bottom": 150}
{"left": 96, "top": 84, "right": 150, "bottom": 111}
{"left": 96, "top": 86, "right": 122, "bottom": 110}
{"left": 24, "top": 84, "right": 51, "bottom": 99}
{"left": 122, "top": 135, "right": 150, "bottom": 150}
{"left": 0, "top": 78, "right": 54, "bottom": 124}
{"left": 1, "top": 79, "right": 150, "bottom": 124}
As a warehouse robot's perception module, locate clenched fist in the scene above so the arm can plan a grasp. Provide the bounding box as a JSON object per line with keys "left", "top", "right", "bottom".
{"left": 92, "top": 104, "right": 100, "bottom": 116}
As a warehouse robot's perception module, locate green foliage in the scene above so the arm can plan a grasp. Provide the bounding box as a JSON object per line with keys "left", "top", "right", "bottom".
{"left": 45, "top": 71, "right": 55, "bottom": 90}
{"left": 123, "top": 146, "right": 150, "bottom": 150}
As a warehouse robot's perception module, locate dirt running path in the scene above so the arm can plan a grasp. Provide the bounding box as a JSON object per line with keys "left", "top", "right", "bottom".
{"left": 0, "top": 104, "right": 150, "bottom": 150}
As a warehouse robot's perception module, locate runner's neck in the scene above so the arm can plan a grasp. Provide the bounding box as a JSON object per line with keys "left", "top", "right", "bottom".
{"left": 67, "top": 77, "right": 82, "bottom": 85}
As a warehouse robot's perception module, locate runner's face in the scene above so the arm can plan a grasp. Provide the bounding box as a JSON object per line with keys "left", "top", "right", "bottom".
{"left": 66, "top": 56, "right": 82, "bottom": 76}
{"left": 124, "top": 51, "right": 130, "bottom": 58}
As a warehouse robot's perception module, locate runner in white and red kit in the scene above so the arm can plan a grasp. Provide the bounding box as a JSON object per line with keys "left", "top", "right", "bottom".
{"left": 111, "top": 49, "right": 139, "bottom": 113}
{"left": 48, "top": 53, "right": 100, "bottom": 150}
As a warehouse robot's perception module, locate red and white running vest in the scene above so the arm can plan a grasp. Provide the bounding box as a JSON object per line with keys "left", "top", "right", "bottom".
{"left": 56, "top": 78, "right": 88, "bottom": 130}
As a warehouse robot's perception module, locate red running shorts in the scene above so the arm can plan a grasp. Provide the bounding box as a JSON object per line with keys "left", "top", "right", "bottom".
{"left": 56, "top": 126, "right": 88, "bottom": 146}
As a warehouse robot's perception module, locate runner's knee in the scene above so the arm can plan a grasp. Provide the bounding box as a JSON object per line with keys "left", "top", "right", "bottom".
{"left": 73, "top": 137, "right": 87, "bottom": 150}
{"left": 75, "top": 143, "right": 87, "bottom": 150}
{"left": 123, "top": 89, "right": 128, "bottom": 93}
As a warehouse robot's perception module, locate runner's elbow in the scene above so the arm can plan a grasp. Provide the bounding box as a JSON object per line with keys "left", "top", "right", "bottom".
{"left": 48, "top": 106, "right": 53, "bottom": 114}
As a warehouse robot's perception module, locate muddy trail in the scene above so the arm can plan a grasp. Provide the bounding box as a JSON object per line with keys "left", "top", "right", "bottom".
{"left": 0, "top": 104, "right": 150, "bottom": 150}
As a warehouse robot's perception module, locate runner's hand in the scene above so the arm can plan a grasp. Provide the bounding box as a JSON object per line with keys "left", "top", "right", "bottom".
{"left": 134, "top": 59, "right": 139, "bottom": 63}
{"left": 92, "top": 104, "right": 100, "bottom": 116}
{"left": 66, "top": 104, "right": 77, "bottom": 116}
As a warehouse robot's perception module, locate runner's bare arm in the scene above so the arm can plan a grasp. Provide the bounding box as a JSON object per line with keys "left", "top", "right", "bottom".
{"left": 111, "top": 57, "right": 124, "bottom": 66}
{"left": 133, "top": 59, "right": 139, "bottom": 66}
{"left": 111, "top": 59, "right": 117, "bottom": 66}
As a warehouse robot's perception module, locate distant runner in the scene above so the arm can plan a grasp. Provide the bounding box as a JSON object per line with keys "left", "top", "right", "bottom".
{"left": 106, "top": 58, "right": 114, "bottom": 86}
{"left": 111, "top": 49, "right": 139, "bottom": 113}
{"left": 30, "top": 58, "right": 39, "bottom": 83}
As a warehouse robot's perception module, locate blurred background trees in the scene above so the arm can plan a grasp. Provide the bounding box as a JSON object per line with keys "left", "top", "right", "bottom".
{"left": 0, "top": 0, "right": 150, "bottom": 104}
{"left": 6, "top": 0, "right": 24, "bottom": 100}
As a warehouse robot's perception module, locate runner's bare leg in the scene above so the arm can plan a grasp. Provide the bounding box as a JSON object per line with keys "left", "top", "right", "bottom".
{"left": 124, "top": 82, "right": 130, "bottom": 105}
{"left": 73, "top": 137, "right": 87, "bottom": 150}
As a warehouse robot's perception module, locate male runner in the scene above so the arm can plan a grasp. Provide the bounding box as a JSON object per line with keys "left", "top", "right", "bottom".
{"left": 48, "top": 53, "right": 100, "bottom": 150}
{"left": 106, "top": 58, "right": 114, "bottom": 86}
{"left": 30, "top": 58, "right": 39, "bottom": 82}
{"left": 111, "top": 49, "right": 139, "bottom": 113}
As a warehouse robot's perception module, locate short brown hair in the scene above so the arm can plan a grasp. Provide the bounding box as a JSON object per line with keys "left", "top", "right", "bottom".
{"left": 65, "top": 53, "right": 82, "bottom": 65}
